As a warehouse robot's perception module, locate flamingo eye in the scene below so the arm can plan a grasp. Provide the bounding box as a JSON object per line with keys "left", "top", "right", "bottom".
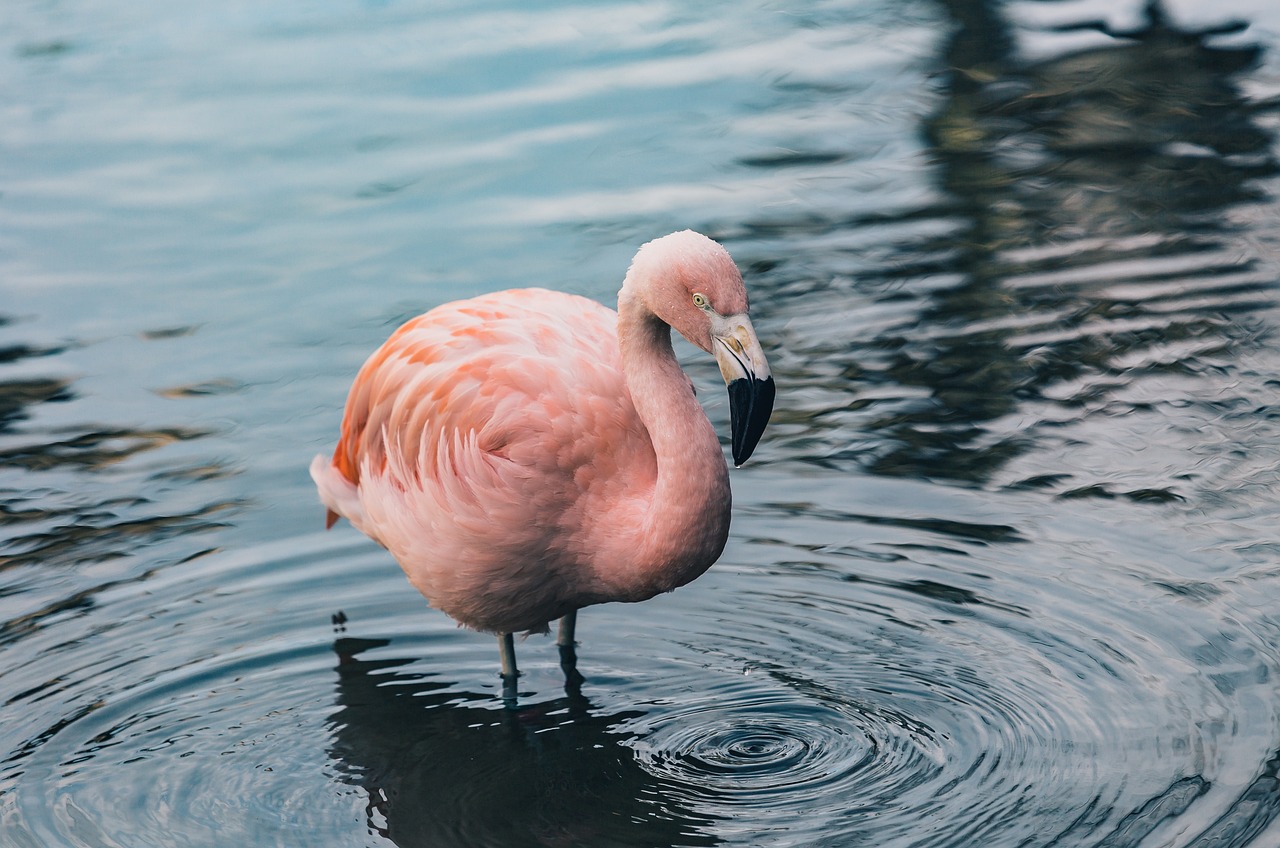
{"left": 692, "top": 292, "right": 710, "bottom": 310}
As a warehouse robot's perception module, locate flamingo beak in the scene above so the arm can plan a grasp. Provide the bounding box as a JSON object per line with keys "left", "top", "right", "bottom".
{"left": 712, "top": 315, "right": 775, "bottom": 466}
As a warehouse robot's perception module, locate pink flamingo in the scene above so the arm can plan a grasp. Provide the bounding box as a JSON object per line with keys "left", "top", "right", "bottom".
{"left": 311, "top": 231, "right": 774, "bottom": 683}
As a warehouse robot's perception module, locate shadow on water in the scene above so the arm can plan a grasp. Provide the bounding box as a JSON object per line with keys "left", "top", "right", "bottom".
{"left": 326, "top": 637, "right": 719, "bottom": 848}
{"left": 747, "top": 0, "right": 1279, "bottom": 498}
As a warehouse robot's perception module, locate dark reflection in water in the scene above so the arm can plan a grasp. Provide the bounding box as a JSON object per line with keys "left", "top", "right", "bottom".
{"left": 1051, "top": 753, "right": 1280, "bottom": 846}
{"left": 0, "top": 495, "right": 235, "bottom": 573}
{"left": 0, "top": 316, "right": 234, "bottom": 644}
{"left": 751, "top": 0, "right": 1278, "bottom": 498}
{"left": 0, "top": 317, "right": 72, "bottom": 434}
{"left": 893, "top": 0, "right": 1276, "bottom": 486}
{"left": 327, "top": 638, "right": 718, "bottom": 848}
{"left": 0, "top": 426, "right": 212, "bottom": 473}
{"left": 1193, "top": 749, "right": 1280, "bottom": 845}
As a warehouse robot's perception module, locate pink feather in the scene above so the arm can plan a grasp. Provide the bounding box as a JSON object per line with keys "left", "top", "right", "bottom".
{"left": 311, "top": 231, "right": 772, "bottom": 637}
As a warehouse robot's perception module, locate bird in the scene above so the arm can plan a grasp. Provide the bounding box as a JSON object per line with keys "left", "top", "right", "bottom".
{"left": 311, "top": 231, "right": 774, "bottom": 687}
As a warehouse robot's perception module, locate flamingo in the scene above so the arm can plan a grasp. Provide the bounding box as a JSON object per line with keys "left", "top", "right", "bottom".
{"left": 311, "top": 231, "right": 774, "bottom": 686}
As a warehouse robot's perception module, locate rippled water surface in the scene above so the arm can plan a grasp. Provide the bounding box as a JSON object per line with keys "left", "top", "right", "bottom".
{"left": 5, "top": 0, "right": 1280, "bottom": 845}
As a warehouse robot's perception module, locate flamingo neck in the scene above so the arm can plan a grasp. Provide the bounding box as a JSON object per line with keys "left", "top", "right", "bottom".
{"left": 608, "top": 285, "right": 732, "bottom": 599}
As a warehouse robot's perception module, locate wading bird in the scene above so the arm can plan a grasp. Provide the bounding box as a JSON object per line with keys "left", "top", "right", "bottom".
{"left": 311, "top": 231, "right": 774, "bottom": 688}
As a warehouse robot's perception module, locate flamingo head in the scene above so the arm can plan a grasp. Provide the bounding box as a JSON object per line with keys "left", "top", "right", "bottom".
{"left": 629, "top": 230, "right": 776, "bottom": 466}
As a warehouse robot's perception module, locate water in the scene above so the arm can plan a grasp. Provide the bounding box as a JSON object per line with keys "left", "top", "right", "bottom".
{"left": 3, "top": 0, "right": 1280, "bottom": 845}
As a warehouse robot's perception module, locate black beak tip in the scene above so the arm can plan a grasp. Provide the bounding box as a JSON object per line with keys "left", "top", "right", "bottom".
{"left": 728, "top": 375, "right": 776, "bottom": 466}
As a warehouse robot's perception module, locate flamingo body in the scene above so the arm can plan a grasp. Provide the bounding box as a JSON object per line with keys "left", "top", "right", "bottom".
{"left": 312, "top": 231, "right": 774, "bottom": 645}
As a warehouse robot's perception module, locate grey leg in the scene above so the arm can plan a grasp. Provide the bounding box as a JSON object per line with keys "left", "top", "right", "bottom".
{"left": 498, "top": 632, "right": 519, "bottom": 679}
{"left": 556, "top": 610, "right": 577, "bottom": 647}
{"left": 556, "top": 610, "right": 584, "bottom": 692}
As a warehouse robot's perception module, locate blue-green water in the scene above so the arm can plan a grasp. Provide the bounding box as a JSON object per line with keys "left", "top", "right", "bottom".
{"left": 4, "top": 1, "right": 1280, "bottom": 845}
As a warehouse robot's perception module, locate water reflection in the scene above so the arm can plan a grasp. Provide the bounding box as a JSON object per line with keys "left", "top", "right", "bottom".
{"left": 874, "top": 0, "right": 1276, "bottom": 485}
{"left": 1192, "top": 749, "right": 1280, "bottom": 844}
{"left": 0, "top": 425, "right": 212, "bottom": 473}
{"left": 752, "top": 0, "right": 1278, "bottom": 496}
{"left": 326, "top": 637, "right": 718, "bottom": 848}
{"left": 0, "top": 316, "right": 234, "bottom": 643}
{"left": 0, "top": 316, "right": 72, "bottom": 434}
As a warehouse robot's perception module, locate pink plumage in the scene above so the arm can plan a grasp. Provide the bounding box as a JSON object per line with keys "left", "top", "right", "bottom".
{"left": 312, "top": 231, "right": 774, "bottom": 673}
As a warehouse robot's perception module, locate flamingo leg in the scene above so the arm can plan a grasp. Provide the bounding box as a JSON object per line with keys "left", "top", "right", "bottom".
{"left": 556, "top": 610, "right": 577, "bottom": 647}
{"left": 498, "top": 632, "right": 519, "bottom": 679}
{"left": 556, "top": 611, "right": 585, "bottom": 692}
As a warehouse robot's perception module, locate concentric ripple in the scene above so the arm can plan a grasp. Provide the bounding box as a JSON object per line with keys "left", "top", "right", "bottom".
{"left": 637, "top": 692, "right": 885, "bottom": 799}
{"left": 584, "top": 477, "right": 1280, "bottom": 847}
{"left": 0, "top": 535, "right": 489, "bottom": 847}
{"left": 630, "top": 680, "right": 949, "bottom": 842}
{"left": 621, "top": 639, "right": 1101, "bottom": 846}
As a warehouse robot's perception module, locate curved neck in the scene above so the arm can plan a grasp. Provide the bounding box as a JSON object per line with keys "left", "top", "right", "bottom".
{"left": 608, "top": 284, "right": 731, "bottom": 597}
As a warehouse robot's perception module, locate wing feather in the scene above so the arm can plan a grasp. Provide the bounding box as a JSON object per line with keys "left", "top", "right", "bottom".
{"left": 312, "top": 288, "right": 650, "bottom": 631}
